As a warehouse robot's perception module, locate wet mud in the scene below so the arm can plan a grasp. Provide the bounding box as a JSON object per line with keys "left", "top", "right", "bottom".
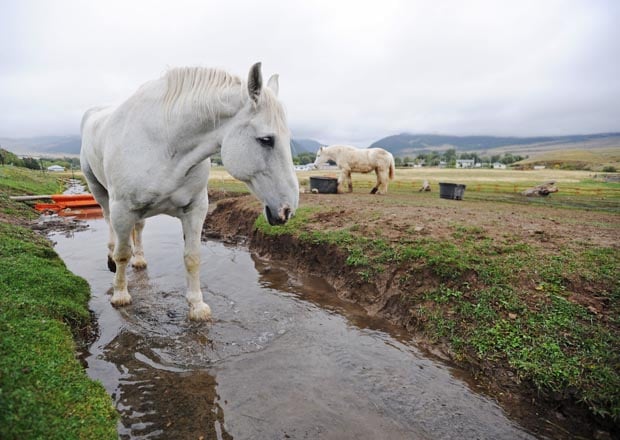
{"left": 52, "top": 215, "right": 536, "bottom": 439}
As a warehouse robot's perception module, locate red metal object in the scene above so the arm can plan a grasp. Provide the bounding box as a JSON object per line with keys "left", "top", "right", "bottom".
{"left": 34, "top": 194, "right": 101, "bottom": 217}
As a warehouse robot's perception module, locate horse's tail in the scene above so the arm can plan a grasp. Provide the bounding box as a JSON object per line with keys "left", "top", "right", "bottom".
{"left": 389, "top": 154, "right": 395, "bottom": 180}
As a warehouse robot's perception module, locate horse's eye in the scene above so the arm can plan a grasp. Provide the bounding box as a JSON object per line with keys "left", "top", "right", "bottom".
{"left": 257, "top": 136, "right": 275, "bottom": 148}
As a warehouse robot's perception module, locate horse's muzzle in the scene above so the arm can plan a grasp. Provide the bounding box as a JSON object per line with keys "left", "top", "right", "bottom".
{"left": 265, "top": 204, "right": 292, "bottom": 226}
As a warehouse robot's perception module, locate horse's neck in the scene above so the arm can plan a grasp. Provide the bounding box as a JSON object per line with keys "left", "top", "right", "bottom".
{"left": 326, "top": 146, "right": 345, "bottom": 161}
{"left": 162, "top": 85, "right": 245, "bottom": 178}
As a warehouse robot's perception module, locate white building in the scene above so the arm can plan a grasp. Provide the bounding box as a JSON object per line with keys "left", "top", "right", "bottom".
{"left": 493, "top": 162, "right": 507, "bottom": 169}
{"left": 456, "top": 159, "right": 475, "bottom": 168}
{"left": 47, "top": 165, "right": 65, "bottom": 172}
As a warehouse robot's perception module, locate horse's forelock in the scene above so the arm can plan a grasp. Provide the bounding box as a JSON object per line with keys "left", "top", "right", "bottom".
{"left": 257, "top": 88, "right": 289, "bottom": 136}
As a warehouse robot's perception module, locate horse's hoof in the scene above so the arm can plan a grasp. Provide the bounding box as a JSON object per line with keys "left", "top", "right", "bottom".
{"left": 107, "top": 256, "right": 117, "bottom": 273}
{"left": 132, "top": 257, "right": 147, "bottom": 270}
{"left": 189, "top": 302, "right": 212, "bottom": 321}
{"left": 370, "top": 187, "right": 378, "bottom": 194}
{"left": 111, "top": 291, "right": 132, "bottom": 306}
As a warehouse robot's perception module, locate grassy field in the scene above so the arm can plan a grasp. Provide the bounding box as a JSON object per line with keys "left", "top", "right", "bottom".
{"left": 209, "top": 166, "right": 620, "bottom": 212}
{"left": 515, "top": 148, "right": 620, "bottom": 171}
{"left": 0, "top": 166, "right": 117, "bottom": 439}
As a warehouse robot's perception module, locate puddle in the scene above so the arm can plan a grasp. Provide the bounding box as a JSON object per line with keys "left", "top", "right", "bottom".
{"left": 51, "top": 215, "right": 536, "bottom": 439}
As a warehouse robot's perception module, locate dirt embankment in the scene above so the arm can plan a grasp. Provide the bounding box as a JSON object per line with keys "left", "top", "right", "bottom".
{"left": 203, "top": 192, "right": 620, "bottom": 440}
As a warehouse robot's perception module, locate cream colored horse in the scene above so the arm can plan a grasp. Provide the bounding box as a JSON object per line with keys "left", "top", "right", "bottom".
{"left": 314, "top": 145, "right": 395, "bottom": 194}
{"left": 81, "top": 63, "right": 299, "bottom": 321}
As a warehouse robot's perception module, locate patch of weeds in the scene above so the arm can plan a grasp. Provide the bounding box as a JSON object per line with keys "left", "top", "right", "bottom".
{"left": 425, "top": 285, "right": 463, "bottom": 304}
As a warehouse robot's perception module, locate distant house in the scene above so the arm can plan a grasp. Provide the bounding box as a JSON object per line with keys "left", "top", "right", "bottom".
{"left": 493, "top": 162, "right": 507, "bottom": 169}
{"left": 456, "top": 159, "right": 475, "bottom": 168}
{"left": 47, "top": 165, "right": 65, "bottom": 172}
{"left": 438, "top": 161, "right": 447, "bottom": 168}
{"left": 533, "top": 165, "right": 546, "bottom": 170}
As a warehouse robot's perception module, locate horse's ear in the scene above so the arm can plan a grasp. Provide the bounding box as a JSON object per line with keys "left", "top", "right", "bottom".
{"left": 267, "top": 74, "right": 279, "bottom": 97}
{"left": 248, "top": 62, "right": 263, "bottom": 103}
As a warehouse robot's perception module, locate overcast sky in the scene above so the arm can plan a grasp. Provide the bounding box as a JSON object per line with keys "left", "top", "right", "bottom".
{"left": 1, "top": 0, "right": 619, "bottom": 146}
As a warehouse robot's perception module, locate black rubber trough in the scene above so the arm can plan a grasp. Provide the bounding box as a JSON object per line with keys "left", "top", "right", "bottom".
{"left": 439, "top": 182, "right": 466, "bottom": 200}
{"left": 310, "top": 176, "right": 338, "bottom": 194}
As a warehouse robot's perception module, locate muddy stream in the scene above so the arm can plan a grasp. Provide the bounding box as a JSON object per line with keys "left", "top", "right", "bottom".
{"left": 51, "top": 215, "right": 536, "bottom": 439}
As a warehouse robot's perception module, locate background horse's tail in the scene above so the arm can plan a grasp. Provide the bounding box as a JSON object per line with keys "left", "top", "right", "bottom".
{"left": 389, "top": 154, "right": 395, "bottom": 180}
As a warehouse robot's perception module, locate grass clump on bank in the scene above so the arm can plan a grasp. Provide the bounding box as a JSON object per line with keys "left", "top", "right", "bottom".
{"left": 0, "top": 167, "right": 117, "bottom": 439}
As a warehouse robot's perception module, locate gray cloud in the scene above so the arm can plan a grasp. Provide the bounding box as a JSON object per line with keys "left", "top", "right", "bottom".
{"left": 1, "top": 0, "right": 618, "bottom": 145}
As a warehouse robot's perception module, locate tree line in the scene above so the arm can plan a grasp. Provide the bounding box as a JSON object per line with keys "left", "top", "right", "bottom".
{"left": 291, "top": 148, "right": 526, "bottom": 167}
{"left": 0, "top": 147, "right": 79, "bottom": 171}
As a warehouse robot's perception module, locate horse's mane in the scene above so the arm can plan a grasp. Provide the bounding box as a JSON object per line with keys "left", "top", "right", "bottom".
{"left": 162, "top": 67, "right": 242, "bottom": 121}
{"left": 161, "top": 67, "right": 288, "bottom": 133}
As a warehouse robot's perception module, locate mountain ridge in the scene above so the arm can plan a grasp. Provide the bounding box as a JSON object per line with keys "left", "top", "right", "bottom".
{"left": 2, "top": 132, "right": 619, "bottom": 158}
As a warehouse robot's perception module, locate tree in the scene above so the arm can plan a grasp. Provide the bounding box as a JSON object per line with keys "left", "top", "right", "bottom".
{"left": 294, "top": 152, "right": 316, "bottom": 165}
{"left": 22, "top": 157, "right": 41, "bottom": 170}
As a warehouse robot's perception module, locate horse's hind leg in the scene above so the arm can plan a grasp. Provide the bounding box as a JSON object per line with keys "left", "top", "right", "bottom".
{"left": 376, "top": 169, "right": 389, "bottom": 194}
{"left": 109, "top": 205, "right": 135, "bottom": 306}
{"left": 81, "top": 162, "right": 116, "bottom": 272}
{"left": 180, "top": 197, "right": 211, "bottom": 321}
{"left": 131, "top": 219, "right": 147, "bottom": 269}
{"left": 370, "top": 169, "right": 380, "bottom": 194}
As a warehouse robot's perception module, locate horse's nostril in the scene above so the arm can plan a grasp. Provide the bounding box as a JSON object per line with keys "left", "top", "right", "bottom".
{"left": 283, "top": 207, "right": 291, "bottom": 220}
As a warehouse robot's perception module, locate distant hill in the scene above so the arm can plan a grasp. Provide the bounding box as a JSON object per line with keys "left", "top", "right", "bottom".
{"left": 0, "top": 135, "right": 81, "bottom": 156}
{"left": 369, "top": 133, "right": 620, "bottom": 157}
{"left": 0, "top": 135, "right": 324, "bottom": 157}
{"left": 291, "top": 138, "right": 323, "bottom": 155}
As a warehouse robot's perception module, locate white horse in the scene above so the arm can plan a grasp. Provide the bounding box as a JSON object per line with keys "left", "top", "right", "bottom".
{"left": 313, "top": 145, "right": 395, "bottom": 194}
{"left": 80, "top": 63, "right": 299, "bottom": 321}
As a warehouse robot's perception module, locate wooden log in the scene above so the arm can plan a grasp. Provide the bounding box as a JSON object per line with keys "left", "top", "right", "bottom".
{"left": 9, "top": 195, "right": 52, "bottom": 201}
{"left": 522, "top": 180, "right": 558, "bottom": 197}
{"left": 418, "top": 180, "right": 431, "bottom": 192}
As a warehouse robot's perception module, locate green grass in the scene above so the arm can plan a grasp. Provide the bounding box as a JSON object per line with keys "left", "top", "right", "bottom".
{"left": 0, "top": 165, "right": 66, "bottom": 196}
{"left": 255, "top": 204, "right": 620, "bottom": 422}
{"left": 0, "top": 170, "right": 118, "bottom": 439}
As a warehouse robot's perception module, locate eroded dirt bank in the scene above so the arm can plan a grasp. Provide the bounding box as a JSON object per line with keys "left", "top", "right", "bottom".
{"left": 203, "top": 192, "right": 620, "bottom": 440}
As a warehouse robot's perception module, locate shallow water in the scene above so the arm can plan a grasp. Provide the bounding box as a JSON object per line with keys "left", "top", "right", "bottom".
{"left": 52, "top": 215, "right": 536, "bottom": 440}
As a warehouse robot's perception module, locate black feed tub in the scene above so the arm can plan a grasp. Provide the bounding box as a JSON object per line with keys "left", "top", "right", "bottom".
{"left": 310, "top": 176, "right": 338, "bottom": 194}
{"left": 439, "top": 182, "right": 466, "bottom": 200}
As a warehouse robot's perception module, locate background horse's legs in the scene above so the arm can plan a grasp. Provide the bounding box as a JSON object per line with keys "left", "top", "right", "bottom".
{"left": 337, "top": 169, "right": 352, "bottom": 194}
{"left": 371, "top": 168, "right": 380, "bottom": 194}
{"left": 180, "top": 199, "right": 211, "bottom": 321}
{"left": 109, "top": 204, "right": 135, "bottom": 306}
{"left": 131, "top": 220, "right": 147, "bottom": 269}
{"left": 377, "top": 168, "right": 389, "bottom": 194}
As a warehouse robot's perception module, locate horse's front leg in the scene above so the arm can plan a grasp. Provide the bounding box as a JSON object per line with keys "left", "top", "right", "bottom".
{"left": 131, "top": 219, "right": 147, "bottom": 269}
{"left": 181, "top": 201, "right": 211, "bottom": 321}
{"left": 337, "top": 169, "right": 352, "bottom": 194}
{"left": 109, "top": 208, "right": 136, "bottom": 306}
